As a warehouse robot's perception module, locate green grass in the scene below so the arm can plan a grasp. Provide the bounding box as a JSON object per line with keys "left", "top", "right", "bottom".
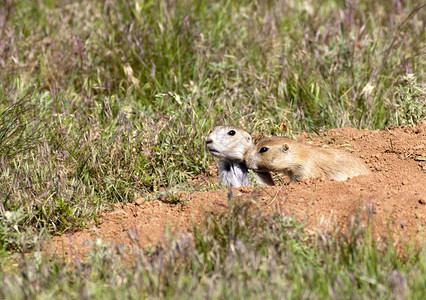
{"left": 0, "top": 0, "right": 425, "bottom": 297}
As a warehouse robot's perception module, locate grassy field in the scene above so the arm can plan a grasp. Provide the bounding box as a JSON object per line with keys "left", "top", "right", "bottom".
{"left": 0, "top": 0, "right": 425, "bottom": 298}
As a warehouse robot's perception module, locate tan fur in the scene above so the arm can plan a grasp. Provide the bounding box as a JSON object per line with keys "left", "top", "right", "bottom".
{"left": 205, "top": 126, "right": 274, "bottom": 187}
{"left": 245, "top": 136, "right": 371, "bottom": 182}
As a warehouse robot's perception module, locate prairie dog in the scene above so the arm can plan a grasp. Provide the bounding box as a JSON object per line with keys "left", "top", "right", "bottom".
{"left": 245, "top": 137, "right": 371, "bottom": 182}
{"left": 205, "top": 126, "right": 274, "bottom": 187}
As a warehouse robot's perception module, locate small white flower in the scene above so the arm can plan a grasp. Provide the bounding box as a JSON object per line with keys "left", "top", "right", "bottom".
{"left": 362, "top": 82, "right": 375, "bottom": 96}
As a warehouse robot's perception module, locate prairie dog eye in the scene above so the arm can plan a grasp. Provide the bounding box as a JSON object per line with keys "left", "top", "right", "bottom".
{"left": 259, "top": 147, "right": 269, "bottom": 153}
{"left": 228, "top": 130, "right": 236, "bottom": 136}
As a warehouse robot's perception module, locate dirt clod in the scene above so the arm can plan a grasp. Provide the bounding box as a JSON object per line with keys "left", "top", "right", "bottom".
{"left": 135, "top": 197, "right": 145, "bottom": 206}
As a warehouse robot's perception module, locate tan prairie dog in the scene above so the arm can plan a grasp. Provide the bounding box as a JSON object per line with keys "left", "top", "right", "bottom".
{"left": 245, "top": 136, "right": 371, "bottom": 182}
{"left": 205, "top": 126, "right": 274, "bottom": 188}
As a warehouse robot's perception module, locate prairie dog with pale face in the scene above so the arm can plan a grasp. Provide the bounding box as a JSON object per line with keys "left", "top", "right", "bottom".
{"left": 245, "top": 136, "right": 371, "bottom": 182}
{"left": 205, "top": 126, "right": 274, "bottom": 187}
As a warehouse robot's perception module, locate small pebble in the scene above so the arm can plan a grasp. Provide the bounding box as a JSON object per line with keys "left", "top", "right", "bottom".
{"left": 135, "top": 197, "right": 145, "bottom": 206}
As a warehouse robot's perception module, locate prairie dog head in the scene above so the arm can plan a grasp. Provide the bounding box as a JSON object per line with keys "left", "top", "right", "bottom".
{"left": 245, "top": 137, "right": 299, "bottom": 172}
{"left": 205, "top": 126, "right": 253, "bottom": 162}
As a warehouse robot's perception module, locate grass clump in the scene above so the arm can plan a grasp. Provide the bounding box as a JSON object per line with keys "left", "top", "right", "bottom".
{"left": 0, "top": 208, "right": 37, "bottom": 251}
{"left": 395, "top": 73, "right": 426, "bottom": 126}
{"left": 0, "top": 87, "right": 44, "bottom": 160}
{"left": 0, "top": 199, "right": 425, "bottom": 299}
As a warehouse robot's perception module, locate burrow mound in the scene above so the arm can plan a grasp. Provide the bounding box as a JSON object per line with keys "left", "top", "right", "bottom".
{"left": 48, "top": 122, "right": 426, "bottom": 261}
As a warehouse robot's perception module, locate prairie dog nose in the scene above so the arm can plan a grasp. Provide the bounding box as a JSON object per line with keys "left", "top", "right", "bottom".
{"left": 205, "top": 137, "right": 213, "bottom": 144}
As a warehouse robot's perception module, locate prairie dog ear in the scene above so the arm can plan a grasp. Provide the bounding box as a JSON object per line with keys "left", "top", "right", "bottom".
{"left": 282, "top": 143, "right": 289, "bottom": 152}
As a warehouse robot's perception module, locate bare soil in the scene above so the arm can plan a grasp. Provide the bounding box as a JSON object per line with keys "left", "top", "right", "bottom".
{"left": 48, "top": 122, "right": 426, "bottom": 261}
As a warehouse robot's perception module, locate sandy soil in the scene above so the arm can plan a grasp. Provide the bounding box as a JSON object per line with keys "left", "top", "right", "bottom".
{"left": 48, "top": 122, "right": 426, "bottom": 261}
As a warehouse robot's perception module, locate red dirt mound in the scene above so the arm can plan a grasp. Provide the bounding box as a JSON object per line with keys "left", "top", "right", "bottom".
{"left": 48, "top": 122, "right": 426, "bottom": 261}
